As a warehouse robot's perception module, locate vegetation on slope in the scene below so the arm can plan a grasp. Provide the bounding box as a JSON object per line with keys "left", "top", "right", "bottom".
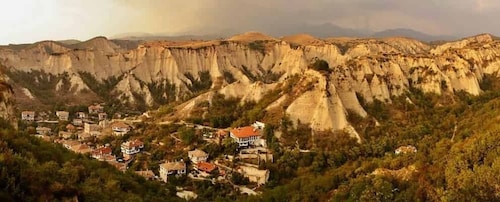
{"left": 0, "top": 122, "right": 180, "bottom": 202}
{"left": 239, "top": 77, "right": 500, "bottom": 201}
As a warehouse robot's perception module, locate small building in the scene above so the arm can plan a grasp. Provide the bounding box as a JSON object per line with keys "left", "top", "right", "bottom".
{"left": 78, "top": 132, "right": 93, "bottom": 141}
{"left": 77, "top": 112, "right": 87, "bottom": 119}
{"left": 59, "top": 131, "right": 73, "bottom": 140}
{"left": 121, "top": 139, "right": 144, "bottom": 158}
{"left": 55, "top": 111, "right": 69, "bottom": 121}
{"left": 91, "top": 147, "right": 114, "bottom": 161}
{"left": 252, "top": 121, "right": 266, "bottom": 130}
{"left": 188, "top": 149, "right": 208, "bottom": 164}
{"left": 395, "top": 145, "right": 417, "bottom": 155}
{"left": 73, "top": 119, "right": 83, "bottom": 126}
{"left": 111, "top": 122, "right": 131, "bottom": 136}
{"left": 21, "top": 111, "right": 35, "bottom": 121}
{"left": 84, "top": 123, "right": 101, "bottom": 136}
{"left": 159, "top": 161, "right": 186, "bottom": 182}
{"left": 230, "top": 126, "right": 262, "bottom": 147}
{"left": 73, "top": 144, "right": 93, "bottom": 154}
{"left": 88, "top": 104, "right": 104, "bottom": 114}
{"left": 98, "top": 112, "right": 107, "bottom": 121}
{"left": 195, "top": 161, "right": 217, "bottom": 174}
{"left": 61, "top": 140, "right": 80, "bottom": 150}
{"left": 36, "top": 127, "right": 52, "bottom": 135}
{"left": 135, "top": 170, "right": 155, "bottom": 180}
{"left": 238, "top": 166, "right": 269, "bottom": 186}
{"left": 66, "top": 124, "right": 77, "bottom": 132}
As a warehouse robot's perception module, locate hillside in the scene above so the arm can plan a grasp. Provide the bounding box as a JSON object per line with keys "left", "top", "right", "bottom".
{"left": 0, "top": 33, "right": 499, "bottom": 134}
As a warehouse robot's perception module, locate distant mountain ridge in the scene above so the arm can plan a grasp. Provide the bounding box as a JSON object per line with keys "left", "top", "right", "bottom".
{"left": 113, "top": 24, "right": 457, "bottom": 42}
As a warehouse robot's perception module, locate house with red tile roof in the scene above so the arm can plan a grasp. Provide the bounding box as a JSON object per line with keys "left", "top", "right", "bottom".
{"left": 121, "top": 139, "right": 144, "bottom": 158}
{"left": 195, "top": 161, "right": 217, "bottom": 174}
{"left": 230, "top": 126, "right": 262, "bottom": 147}
{"left": 91, "top": 146, "right": 114, "bottom": 161}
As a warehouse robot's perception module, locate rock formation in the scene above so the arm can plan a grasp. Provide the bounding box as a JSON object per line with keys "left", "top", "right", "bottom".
{"left": 0, "top": 32, "right": 499, "bottom": 135}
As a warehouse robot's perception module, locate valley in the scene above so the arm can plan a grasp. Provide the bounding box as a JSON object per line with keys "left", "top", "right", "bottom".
{"left": 0, "top": 32, "right": 499, "bottom": 201}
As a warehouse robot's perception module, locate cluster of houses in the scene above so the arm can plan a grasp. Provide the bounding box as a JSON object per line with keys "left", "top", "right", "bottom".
{"left": 22, "top": 104, "right": 143, "bottom": 171}
{"left": 25, "top": 102, "right": 272, "bottom": 190}
{"left": 158, "top": 121, "right": 270, "bottom": 187}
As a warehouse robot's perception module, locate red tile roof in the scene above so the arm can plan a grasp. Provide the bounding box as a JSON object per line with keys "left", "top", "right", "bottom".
{"left": 197, "top": 162, "right": 217, "bottom": 173}
{"left": 230, "top": 126, "right": 261, "bottom": 138}
{"left": 92, "top": 147, "right": 112, "bottom": 156}
{"left": 123, "top": 139, "right": 143, "bottom": 148}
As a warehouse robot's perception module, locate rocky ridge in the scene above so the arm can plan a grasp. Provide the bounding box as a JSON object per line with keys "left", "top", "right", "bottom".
{"left": 0, "top": 33, "right": 499, "bottom": 135}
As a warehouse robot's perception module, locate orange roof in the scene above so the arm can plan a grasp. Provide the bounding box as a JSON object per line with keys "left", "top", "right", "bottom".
{"left": 112, "top": 122, "right": 130, "bottom": 128}
{"left": 230, "top": 126, "right": 261, "bottom": 138}
{"left": 92, "top": 147, "right": 112, "bottom": 155}
{"left": 123, "top": 139, "right": 143, "bottom": 148}
{"left": 197, "top": 162, "right": 217, "bottom": 173}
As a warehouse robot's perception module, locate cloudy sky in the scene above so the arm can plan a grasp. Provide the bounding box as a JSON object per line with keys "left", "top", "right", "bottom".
{"left": 0, "top": 0, "right": 499, "bottom": 44}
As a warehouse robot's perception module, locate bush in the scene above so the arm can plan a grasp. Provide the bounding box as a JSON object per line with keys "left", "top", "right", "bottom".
{"left": 310, "top": 59, "right": 330, "bottom": 72}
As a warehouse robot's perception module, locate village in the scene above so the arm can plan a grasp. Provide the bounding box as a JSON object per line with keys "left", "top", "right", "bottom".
{"left": 20, "top": 104, "right": 273, "bottom": 199}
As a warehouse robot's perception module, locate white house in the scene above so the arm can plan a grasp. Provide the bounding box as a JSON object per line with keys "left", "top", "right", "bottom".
{"left": 230, "top": 126, "right": 262, "bottom": 147}
{"left": 188, "top": 149, "right": 208, "bottom": 164}
{"left": 36, "top": 127, "right": 52, "bottom": 135}
{"left": 84, "top": 123, "right": 101, "bottom": 136}
{"left": 159, "top": 161, "right": 186, "bottom": 182}
{"left": 111, "top": 122, "right": 131, "bottom": 136}
{"left": 121, "top": 139, "right": 144, "bottom": 158}
{"left": 55, "top": 111, "right": 69, "bottom": 121}
{"left": 21, "top": 111, "right": 35, "bottom": 121}
{"left": 252, "top": 121, "right": 266, "bottom": 130}
{"left": 98, "top": 112, "right": 107, "bottom": 121}
{"left": 77, "top": 112, "right": 87, "bottom": 119}
{"left": 72, "top": 119, "right": 83, "bottom": 126}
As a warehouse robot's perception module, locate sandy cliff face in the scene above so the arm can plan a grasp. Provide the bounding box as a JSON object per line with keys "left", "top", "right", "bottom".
{"left": 0, "top": 33, "right": 499, "bottom": 133}
{"left": 0, "top": 73, "right": 15, "bottom": 123}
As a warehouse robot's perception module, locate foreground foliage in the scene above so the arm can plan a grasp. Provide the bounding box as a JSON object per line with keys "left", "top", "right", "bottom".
{"left": 0, "top": 126, "right": 180, "bottom": 202}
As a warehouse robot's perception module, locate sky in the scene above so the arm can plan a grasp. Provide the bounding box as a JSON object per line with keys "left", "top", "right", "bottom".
{"left": 0, "top": 0, "right": 499, "bottom": 45}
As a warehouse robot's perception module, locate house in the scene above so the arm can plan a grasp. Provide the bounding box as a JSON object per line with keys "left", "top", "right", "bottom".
{"left": 111, "top": 122, "right": 131, "bottom": 136}
{"left": 73, "top": 119, "right": 83, "bottom": 126}
{"left": 36, "top": 127, "right": 52, "bottom": 135}
{"left": 252, "top": 121, "right": 266, "bottom": 130}
{"left": 159, "top": 161, "right": 186, "bottom": 182}
{"left": 238, "top": 166, "right": 270, "bottom": 186}
{"left": 61, "top": 140, "right": 80, "bottom": 150}
{"left": 109, "top": 161, "right": 127, "bottom": 172}
{"left": 78, "top": 132, "right": 93, "bottom": 141}
{"left": 230, "top": 126, "right": 262, "bottom": 147}
{"left": 84, "top": 123, "right": 101, "bottom": 136}
{"left": 77, "top": 112, "right": 87, "bottom": 119}
{"left": 59, "top": 131, "right": 73, "bottom": 139}
{"left": 88, "top": 104, "right": 104, "bottom": 114}
{"left": 98, "top": 112, "right": 107, "bottom": 121}
{"left": 195, "top": 161, "right": 217, "bottom": 174}
{"left": 121, "top": 139, "right": 144, "bottom": 158}
{"left": 21, "top": 111, "right": 35, "bottom": 121}
{"left": 91, "top": 147, "right": 114, "bottom": 161}
{"left": 66, "top": 124, "right": 77, "bottom": 132}
{"left": 73, "top": 144, "right": 93, "bottom": 154}
{"left": 135, "top": 170, "right": 155, "bottom": 180}
{"left": 55, "top": 111, "right": 69, "bottom": 121}
{"left": 395, "top": 145, "right": 417, "bottom": 155}
{"left": 188, "top": 149, "right": 208, "bottom": 164}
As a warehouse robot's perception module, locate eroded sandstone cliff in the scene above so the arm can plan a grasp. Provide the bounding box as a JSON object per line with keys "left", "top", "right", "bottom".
{"left": 0, "top": 33, "right": 499, "bottom": 135}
